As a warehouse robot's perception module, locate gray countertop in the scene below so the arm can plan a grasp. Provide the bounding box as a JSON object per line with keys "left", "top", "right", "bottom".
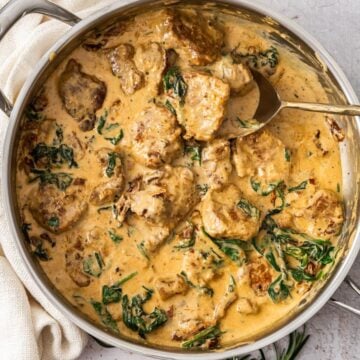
{"left": 80, "top": 1, "right": 360, "bottom": 359}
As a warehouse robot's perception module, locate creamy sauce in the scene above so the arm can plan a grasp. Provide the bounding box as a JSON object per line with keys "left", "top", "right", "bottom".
{"left": 15, "top": 7, "right": 344, "bottom": 350}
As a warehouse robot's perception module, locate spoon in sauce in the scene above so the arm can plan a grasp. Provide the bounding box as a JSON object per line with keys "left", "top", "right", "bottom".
{"left": 250, "top": 70, "right": 360, "bottom": 133}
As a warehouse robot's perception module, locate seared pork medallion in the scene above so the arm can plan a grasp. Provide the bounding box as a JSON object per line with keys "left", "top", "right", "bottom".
{"left": 16, "top": 6, "right": 344, "bottom": 350}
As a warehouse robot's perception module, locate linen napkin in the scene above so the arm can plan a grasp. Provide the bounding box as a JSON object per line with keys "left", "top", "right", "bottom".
{"left": 0, "top": 1, "right": 120, "bottom": 359}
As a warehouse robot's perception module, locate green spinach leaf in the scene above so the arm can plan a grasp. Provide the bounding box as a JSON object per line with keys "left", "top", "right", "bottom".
{"left": 288, "top": 180, "right": 308, "bottom": 193}
{"left": 202, "top": 227, "right": 250, "bottom": 266}
{"left": 108, "top": 229, "right": 123, "bottom": 244}
{"left": 29, "top": 168, "right": 73, "bottom": 191}
{"left": 83, "top": 252, "right": 105, "bottom": 277}
{"left": 122, "top": 286, "right": 167, "bottom": 338}
{"left": 181, "top": 325, "right": 223, "bottom": 349}
{"left": 163, "top": 67, "right": 188, "bottom": 104}
{"left": 91, "top": 300, "right": 119, "bottom": 333}
{"left": 105, "top": 129, "right": 124, "bottom": 145}
{"left": 237, "top": 198, "right": 260, "bottom": 219}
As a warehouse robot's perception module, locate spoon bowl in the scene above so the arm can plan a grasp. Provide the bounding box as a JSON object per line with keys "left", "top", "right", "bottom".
{"left": 236, "top": 70, "right": 360, "bottom": 138}
{"left": 252, "top": 70, "right": 282, "bottom": 124}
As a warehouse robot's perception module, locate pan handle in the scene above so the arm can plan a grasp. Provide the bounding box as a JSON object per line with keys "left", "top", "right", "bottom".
{"left": 329, "top": 276, "right": 360, "bottom": 317}
{"left": 0, "top": 0, "right": 81, "bottom": 116}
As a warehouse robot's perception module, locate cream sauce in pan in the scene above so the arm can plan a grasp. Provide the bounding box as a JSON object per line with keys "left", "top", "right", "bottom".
{"left": 16, "top": 7, "right": 344, "bottom": 350}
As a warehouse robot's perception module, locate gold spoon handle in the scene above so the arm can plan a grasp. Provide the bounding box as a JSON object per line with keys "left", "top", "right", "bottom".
{"left": 281, "top": 101, "right": 360, "bottom": 116}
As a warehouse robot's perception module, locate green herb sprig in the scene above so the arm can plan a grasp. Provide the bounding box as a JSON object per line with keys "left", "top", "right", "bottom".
{"left": 228, "top": 326, "right": 309, "bottom": 360}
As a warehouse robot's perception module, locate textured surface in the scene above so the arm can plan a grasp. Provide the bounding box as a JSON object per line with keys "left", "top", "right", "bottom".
{"left": 80, "top": 0, "right": 360, "bottom": 359}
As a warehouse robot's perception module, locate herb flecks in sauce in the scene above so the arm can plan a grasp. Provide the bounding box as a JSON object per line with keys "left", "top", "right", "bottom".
{"left": 108, "top": 229, "right": 123, "bottom": 244}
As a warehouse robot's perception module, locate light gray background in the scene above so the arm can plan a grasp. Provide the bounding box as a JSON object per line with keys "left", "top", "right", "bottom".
{"left": 80, "top": 1, "right": 360, "bottom": 359}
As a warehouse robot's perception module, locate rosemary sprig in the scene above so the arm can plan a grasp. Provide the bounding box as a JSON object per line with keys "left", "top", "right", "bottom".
{"left": 276, "top": 326, "right": 310, "bottom": 360}
{"left": 227, "top": 326, "right": 309, "bottom": 360}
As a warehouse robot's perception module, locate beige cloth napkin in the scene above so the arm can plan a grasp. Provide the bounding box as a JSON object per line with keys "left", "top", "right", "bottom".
{"left": 0, "top": 1, "right": 119, "bottom": 359}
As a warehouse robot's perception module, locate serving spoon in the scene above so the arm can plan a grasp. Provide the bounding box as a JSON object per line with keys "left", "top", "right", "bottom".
{"left": 219, "top": 70, "right": 360, "bottom": 139}
{"left": 253, "top": 70, "right": 360, "bottom": 131}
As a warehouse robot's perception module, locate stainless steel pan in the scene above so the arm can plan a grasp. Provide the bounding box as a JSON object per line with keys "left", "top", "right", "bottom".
{"left": 0, "top": 0, "right": 359, "bottom": 358}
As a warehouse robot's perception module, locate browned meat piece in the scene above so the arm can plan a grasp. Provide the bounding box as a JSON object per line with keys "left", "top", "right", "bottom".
{"left": 200, "top": 184, "right": 261, "bottom": 240}
{"left": 20, "top": 118, "right": 56, "bottom": 151}
{"left": 90, "top": 178, "right": 124, "bottom": 206}
{"left": 173, "top": 318, "right": 209, "bottom": 341}
{"left": 114, "top": 166, "right": 197, "bottom": 252}
{"left": 272, "top": 210, "right": 294, "bottom": 229}
{"left": 89, "top": 148, "right": 124, "bottom": 206}
{"left": 65, "top": 245, "right": 90, "bottom": 287}
{"left": 155, "top": 275, "right": 188, "bottom": 300}
{"left": 233, "top": 130, "right": 290, "bottom": 184}
{"left": 202, "top": 139, "right": 232, "bottom": 189}
{"left": 58, "top": 59, "right": 106, "bottom": 131}
{"left": 161, "top": 166, "right": 199, "bottom": 223}
{"left": 162, "top": 9, "right": 223, "bottom": 66}
{"left": 140, "top": 223, "right": 171, "bottom": 253}
{"left": 178, "top": 71, "right": 230, "bottom": 141}
{"left": 134, "top": 42, "right": 166, "bottom": 95}
{"left": 213, "top": 291, "right": 237, "bottom": 320}
{"left": 166, "top": 49, "right": 179, "bottom": 67}
{"left": 248, "top": 258, "right": 272, "bottom": 296}
{"left": 236, "top": 297, "right": 259, "bottom": 315}
{"left": 130, "top": 103, "right": 182, "bottom": 168}
{"left": 211, "top": 55, "right": 254, "bottom": 93}
{"left": 129, "top": 166, "right": 198, "bottom": 225}
{"left": 181, "top": 249, "right": 221, "bottom": 286}
{"left": 113, "top": 177, "right": 142, "bottom": 226}
{"left": 29, "top": 185, "right": 88, "bottom": 233}
{"left": 292, "top": 189, "right": 344, "bottom": 239}
{"left": 107, "top": 44, "right": 144, "bottom": 95}
{"left": 130, "top": 184, "right": 170, "bottom": 224}
{"left": 65, "top": 131, "right": 86, "bottom": 161}
{"left": 28, "top": 87, "right": 48, "bottom": 113}
{"left": 82, "top": 21, "right": 128, "bottom": 51}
